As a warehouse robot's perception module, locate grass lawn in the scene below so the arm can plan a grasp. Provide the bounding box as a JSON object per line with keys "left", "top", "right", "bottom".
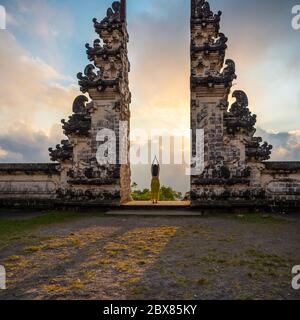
{"left": 0, "top": 209, "right": 299, "bottom": 300}
{"left": 0, "top": 210, "right": 106, "bottom": 250}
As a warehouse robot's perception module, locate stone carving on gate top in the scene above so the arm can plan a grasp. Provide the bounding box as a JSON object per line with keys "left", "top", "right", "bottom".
{"left": 190, "top": 0, "right": 273, "bottom": 196}
{"left": 192, "top": 0, "right": 222, "bottom": 23}
{"left": 61, "top": 95, "right": 91, "bottom": 137}
{"left": 49, "top": 140, "right": 73, "bottom": 163}
{"left": 0, "top": 0, "right": 299, "bottom": 209}
{"left": 48, "top": 0, "right": 131, "bottom": 203}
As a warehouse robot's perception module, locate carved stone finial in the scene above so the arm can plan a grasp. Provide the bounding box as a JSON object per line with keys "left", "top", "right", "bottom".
{"left": 93, "top": 1, "right": 128, "bottom": 43}
{"left": 232, "top": 90, "right": 249, "bottom": 108}
{"left": 121, "top": 0, "right": 126, "bottom": 22}
{"left": 222, "top": 59, "right": 237, "bottom": 81}
{"left": 225, "top": 90, "right": 257, "bottom": 134}
{"left": 225, "top": 90, "right": 273, "bottom": 160}
{"left": 49, "top": 140, "right": 73, "bottom": 162}
{"left": 72, "top": 95, "right": 88, "bottom": 114}
{"left": 246, "top": 139, "right": 273, "bottom": 161}
{"left": 61, "top": 95, "right": 91, "bottom": 137}
{"left": 191, "top": 0, "right": 222, "bottom": 23}
{"left": 94, "top": 0, "right": 125, "bottom": 25}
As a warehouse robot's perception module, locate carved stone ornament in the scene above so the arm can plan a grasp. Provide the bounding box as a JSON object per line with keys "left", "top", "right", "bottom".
{"left": 49, "top": 140, "right": 73, "bottom": 162}
{"left": 191, "top": 59, "right": 237, "bottom": 88}
{"left": 225, "top": 90, "right": 257, "bottom": 134}
{"left": 93, "top": 1, "right": 126, "bottom": 35}
{"left": 191, "top": 0, "right": 222, "bottom": 26}
{"left": 61, "top": 96, "right": 91, "bottom": 137}
{"left": 77, "top": 64, "right": 119, "bottom": 93}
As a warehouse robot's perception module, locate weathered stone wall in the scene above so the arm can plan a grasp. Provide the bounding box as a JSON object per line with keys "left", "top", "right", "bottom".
{"left": 190, "top": 0, "right": 300, "bottom": 210}
{"left": 47, "top": 0, "right": 131, "bottom": 206}
{"left": 0, "top": 164, "right": 60, "bottom": 207}
{"left": 261, "top": 162, "right": 300, "bottom": 209}
{"left": 0, "top": 163, "right": 123, "bottom": 207}
{"left": 0, "top": 1, "right": 131, "bottom": 208}
{"left": 0, "top": 0, "right": 300, "bottom": 210}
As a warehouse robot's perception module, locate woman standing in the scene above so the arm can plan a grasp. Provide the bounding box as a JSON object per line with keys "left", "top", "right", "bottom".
{"left": 151, "top": 157, "right": 160, "bottom": 204}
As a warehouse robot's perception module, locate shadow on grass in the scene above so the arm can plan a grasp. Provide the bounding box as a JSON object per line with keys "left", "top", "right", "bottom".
{"left": 220, "top": 213, "right": 291, "bottom": 225}
{"left": 0, "top": 213, "right": 298, "bottom": 300}
{"left": 124, "top": 222, "right": 297, "bottom": 300}
{"left": 0, "top": 210, "right": 107, "bottom": 250}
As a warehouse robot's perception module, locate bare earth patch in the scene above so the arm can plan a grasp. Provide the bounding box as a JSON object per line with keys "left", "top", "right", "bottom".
{"left": 0, "top": 211, "right": 300, "bottom": 300}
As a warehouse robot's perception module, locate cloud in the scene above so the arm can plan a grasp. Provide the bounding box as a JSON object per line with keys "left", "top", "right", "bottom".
{"left": 0, "top": 122, "right": 64, "bottom": 163}
{"left": 0, "top": 27, "right": 79, "bottom": 163}
{"left": 128, "top": 0, "right": 190, "bottom": 133}
{"left": 216, "top": 0, "right": 300, "bottom": 131}
{"left": 3, "top": 0, "right": 75, "bottom": 70}
{"left": 0, "top": 31, "right": 79, "bottom": 135}
{"left": 257, "top": 128, "right": 300, "bottom": 161}
{"left": 128, "top": 0, "right": 300, "bottom": 134}
{"left": 0, "top": 0, "right": 300, "bottom": 194}
{"left": 7, "top": 0, "right": 73, "bottom": 39}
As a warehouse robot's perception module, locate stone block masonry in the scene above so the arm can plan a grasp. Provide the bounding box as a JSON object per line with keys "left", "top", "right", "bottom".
{"left": 50, "top": 0, "right": 132, "bottom": 206}
{"left": 0, "top": 1, "right": 131, "bottom": 207}
{"left": 0, "top": 0, "right": 299, "bottom": 210}
{"left": 190, "top": 0, "right": 300, "bottom": 210}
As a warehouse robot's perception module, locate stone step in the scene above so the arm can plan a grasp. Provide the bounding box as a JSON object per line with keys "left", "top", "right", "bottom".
{"left": 120, "top": 201, "right": 191, "bottom": 210}
{"left": 105, "top": 209, "right": 201, "bottom": 217}
{"left": 105, "top": 201, "right": 198, "bottom": 216}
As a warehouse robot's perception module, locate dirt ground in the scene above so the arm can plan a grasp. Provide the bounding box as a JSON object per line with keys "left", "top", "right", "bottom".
{"left": 0, "top": 210, "right": 300, "bottom": 300}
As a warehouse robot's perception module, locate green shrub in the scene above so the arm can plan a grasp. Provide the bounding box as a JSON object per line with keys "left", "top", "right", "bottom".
{"left": 131, "top": 183, "right": 182, "bottom": 201}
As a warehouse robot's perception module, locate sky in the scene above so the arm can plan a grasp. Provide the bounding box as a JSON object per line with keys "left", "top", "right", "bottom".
{"left": 0, "top": 0, "right": 300, "bottom": 193}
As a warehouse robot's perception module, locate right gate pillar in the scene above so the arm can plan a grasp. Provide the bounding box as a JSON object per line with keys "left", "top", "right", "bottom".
{"left": 190, "top": 0, "right": 273, "bottom": 208}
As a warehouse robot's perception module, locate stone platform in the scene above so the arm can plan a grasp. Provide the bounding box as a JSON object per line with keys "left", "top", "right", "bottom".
{"left": 106, "top": 205, "right": 201, "bottom": 216}
{"left": 120, "top": 201, "right": 191, "bottom": 210}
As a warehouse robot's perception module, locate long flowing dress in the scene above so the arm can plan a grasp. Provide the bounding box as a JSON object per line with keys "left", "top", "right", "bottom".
{"left": 151, "top": 160, "right": 160, "bottom": 203}
{"left": 151, "top": 177, "right": 160, "bottom": 203}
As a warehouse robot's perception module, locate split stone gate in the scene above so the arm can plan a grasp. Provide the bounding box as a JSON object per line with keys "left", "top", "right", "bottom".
{"left": 0, "top": 0, "right": 300, "bottom": 210}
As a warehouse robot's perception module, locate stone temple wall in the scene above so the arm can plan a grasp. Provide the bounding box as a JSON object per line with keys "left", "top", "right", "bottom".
{"left": 0, "top": 164, "right": 60, "bottom": 207}
{"left": 0, "top": 0, "right": 299, "bottom": 210}
{"left": 190, "top": 0, "right": 300, "bottom": 210}
{"left": 261, "top": 162, "right": 300, "bottom": 210}
{"left": 0, "top": 0, "right": 131, "bottom": 208}
{"left": 49, "top": 0, "right": 131, "bottom": 206}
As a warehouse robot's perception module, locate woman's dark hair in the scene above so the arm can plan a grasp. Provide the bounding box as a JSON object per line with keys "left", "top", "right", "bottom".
{"left": 152, "top": 164, "right": 159, "bottom": 177}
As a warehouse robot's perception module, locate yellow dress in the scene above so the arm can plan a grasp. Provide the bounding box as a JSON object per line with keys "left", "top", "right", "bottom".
{"left": 151, "top": 177, "right": 160, "bottom": 203}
